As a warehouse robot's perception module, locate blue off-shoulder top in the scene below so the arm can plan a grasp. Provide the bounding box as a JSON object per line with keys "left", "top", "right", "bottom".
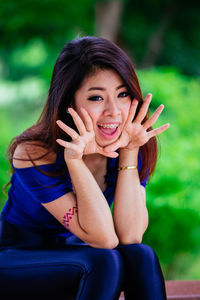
{"left": 1, "top": 151, "right": 148, "bottom": 239}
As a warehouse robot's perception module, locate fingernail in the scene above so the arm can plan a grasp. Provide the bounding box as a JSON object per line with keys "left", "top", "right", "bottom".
{"left": 69, "top": 107, "right": 75, "bottom": 112}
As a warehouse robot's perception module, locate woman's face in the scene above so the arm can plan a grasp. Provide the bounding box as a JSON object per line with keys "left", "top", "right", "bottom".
{"left": 74, "top": 69, "right": 131, "bottom": 147}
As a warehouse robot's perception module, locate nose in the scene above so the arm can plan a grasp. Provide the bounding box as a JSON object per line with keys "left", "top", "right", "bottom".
{"left": 104, "top": 98, "right": 121, "bottom": 117}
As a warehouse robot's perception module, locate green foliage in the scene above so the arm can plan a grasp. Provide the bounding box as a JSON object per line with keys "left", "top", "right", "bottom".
{"left": 0, "top": 0, "right": 95, "bottom": 50}
{"left": 1, "top": 0, "right": 200, "bottom": 76}
{"left": 143, "top": 204, "right": 200, "bottom": 278}
{"left": 121, "top": 0, "right": 200, "bottom": 75}
{"left": 0, "top": 81, "right": 46, "bottom": 211}
{"left": 138, "top": 67, "right": 200, "bottom": 211}
{"left": 137, "top": 67, "right": 200, "bottom": 279}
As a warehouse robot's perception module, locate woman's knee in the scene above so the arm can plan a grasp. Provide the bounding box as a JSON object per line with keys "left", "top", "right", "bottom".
{"left": 117, "top": 243, "right": 159, "bottom": 265}
{"left": 82, "top": 247, "right": 124, "bottom": 274}
{"left": 74, "top": 248, "right": 124, "bottom": 300}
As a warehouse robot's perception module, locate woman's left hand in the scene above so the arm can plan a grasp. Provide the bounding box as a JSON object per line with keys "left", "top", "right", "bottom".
{"left": 104, "top": 93, "right": 170, "bottom": 153}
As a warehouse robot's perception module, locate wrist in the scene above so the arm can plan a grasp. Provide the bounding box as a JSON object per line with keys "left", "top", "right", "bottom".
{"left": 119, "top": 147, "right": 139, "bottom": 155}
{"left": 65, "top": 156, "right": 83, "bottom": 166}
{"left": 119, "top": 147, "right": 139, "bottom": 166}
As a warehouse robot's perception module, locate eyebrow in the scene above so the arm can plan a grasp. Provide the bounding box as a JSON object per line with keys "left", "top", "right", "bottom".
{"left": 87, "top": 84, "right": 126, "bottom": 91}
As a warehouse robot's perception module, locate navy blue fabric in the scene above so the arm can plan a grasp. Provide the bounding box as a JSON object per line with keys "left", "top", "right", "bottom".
{"left": 0, "top": 220, "right": 166, "bottom": 299}
{"left": 0, "top": 151, "right": 147, "bottom": 238}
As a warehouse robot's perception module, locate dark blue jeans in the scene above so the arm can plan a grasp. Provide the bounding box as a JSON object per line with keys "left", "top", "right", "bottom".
{"left": 0, "top": 220, "right": 166, "bottom": 300}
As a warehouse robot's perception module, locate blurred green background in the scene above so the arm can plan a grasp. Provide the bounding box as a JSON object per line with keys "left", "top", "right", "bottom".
{"left": 0, "top": 0, "right": 200, "bottom": 279}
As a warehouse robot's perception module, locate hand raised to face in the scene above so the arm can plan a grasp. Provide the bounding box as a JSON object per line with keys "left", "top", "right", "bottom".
{"left": 103, "top": 93, "right": 170, "bottom": 153}
{"left": 56, "top": 107, "right": 119, "bottom": 161}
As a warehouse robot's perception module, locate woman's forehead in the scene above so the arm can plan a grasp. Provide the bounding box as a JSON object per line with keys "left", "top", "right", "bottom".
{"left": 79, "top": 69, "right": 124, "bottom": 91}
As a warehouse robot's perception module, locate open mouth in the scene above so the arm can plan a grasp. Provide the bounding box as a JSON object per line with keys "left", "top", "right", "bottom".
{"left": 97, "top": 123, "right": 120, "bottom": 140}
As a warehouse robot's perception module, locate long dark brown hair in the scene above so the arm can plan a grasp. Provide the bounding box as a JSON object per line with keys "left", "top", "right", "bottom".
{"left": 7, "top": 36, "right": 157, "bottom": 183}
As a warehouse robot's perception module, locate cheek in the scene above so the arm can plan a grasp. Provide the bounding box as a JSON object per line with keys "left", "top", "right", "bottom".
{"left": 79, "top": 106, "right": 100, "bottom": 127}
{"left": 89, "top": 112, "right": 101, "bottom": 128}
{"left": 122, "top": 102, "right": 131, "bottom": 122}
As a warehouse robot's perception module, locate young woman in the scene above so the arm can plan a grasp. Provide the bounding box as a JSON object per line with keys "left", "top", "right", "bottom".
{"left": 0, "top": 36, "right": 169, "bottom": 299}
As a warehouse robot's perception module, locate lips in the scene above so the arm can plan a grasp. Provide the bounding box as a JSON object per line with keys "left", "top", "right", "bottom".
{"left": 97, "top": 123, "right": 120, "bottom": 140}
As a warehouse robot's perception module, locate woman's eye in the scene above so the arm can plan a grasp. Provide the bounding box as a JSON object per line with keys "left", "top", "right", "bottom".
{"left": 118, "top": 91, "right": 129, "bottom": 98}
{"left": 88, "top": 96, "right": 103, "bottom": 101}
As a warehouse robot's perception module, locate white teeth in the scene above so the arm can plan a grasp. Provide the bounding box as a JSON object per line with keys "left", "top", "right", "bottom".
{"left": 99, "top": 124, "right": 119, "bottom": 129}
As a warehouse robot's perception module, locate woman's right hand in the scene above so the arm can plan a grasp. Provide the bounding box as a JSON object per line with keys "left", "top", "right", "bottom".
{"left": 56, "top": 107, "right": 118, "bottom": 161}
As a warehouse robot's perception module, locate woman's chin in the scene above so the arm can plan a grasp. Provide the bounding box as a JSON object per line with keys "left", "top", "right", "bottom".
{"left": 96, "top": 136, "right": 119, "bottom": 149}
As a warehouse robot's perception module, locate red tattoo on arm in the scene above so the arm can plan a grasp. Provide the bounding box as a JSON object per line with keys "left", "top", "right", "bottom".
{"left": 62, "top": 205, "right": 78, "bottom": 229}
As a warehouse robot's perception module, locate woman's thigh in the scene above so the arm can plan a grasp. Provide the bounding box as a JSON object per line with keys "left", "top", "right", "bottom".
{"left": 0, "top": 244, "right": 124, "bottom": 300}
{"left": 0, "top": 247, "right": 83, "bottom": 298}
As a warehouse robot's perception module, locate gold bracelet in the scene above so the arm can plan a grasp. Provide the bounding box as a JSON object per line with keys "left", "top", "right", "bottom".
{"left": 118, "top": 165, "right": 137, "bottom": 171}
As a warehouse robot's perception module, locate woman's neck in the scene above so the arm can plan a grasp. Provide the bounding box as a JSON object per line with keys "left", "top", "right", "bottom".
{"left": 83, "top": 153, "right": 106, "bottom": 165}
{"left": 83, "top": 154, "right": 108, "bottom": 191}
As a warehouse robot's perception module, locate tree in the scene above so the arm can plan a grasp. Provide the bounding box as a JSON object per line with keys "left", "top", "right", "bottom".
{"left": 95, "top": 0, "right": 123, "bottom": 42}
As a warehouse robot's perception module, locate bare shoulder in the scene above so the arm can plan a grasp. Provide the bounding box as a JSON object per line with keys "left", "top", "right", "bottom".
{"left": 13, "top": 141, "right": 57, "bottom": 169}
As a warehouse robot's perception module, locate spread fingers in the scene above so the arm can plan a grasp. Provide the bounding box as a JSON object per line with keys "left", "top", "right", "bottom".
{"left": 68, "top": 108, "right": 86, "bottom": 136}
{"left": 143, "top": 104, "right": 165, "bottom": 130}
{"left": 56, "top": 120, "right": 79, "bottom": 140}
{"left": 148, "top": 123, "right": 170, "bottom": 139}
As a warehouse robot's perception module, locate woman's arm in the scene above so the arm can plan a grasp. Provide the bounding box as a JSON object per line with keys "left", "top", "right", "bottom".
{"left": 43, "top": 158, "right": 119, "bottom": 249}
{"left": 65, "top": 157, "right": 119, "bottom": 246}
{"left": 113, "top": 148, "right": 148, "bottom": 244}
{"left": 104, "top": 94, "right": 170, "bottom": 244}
